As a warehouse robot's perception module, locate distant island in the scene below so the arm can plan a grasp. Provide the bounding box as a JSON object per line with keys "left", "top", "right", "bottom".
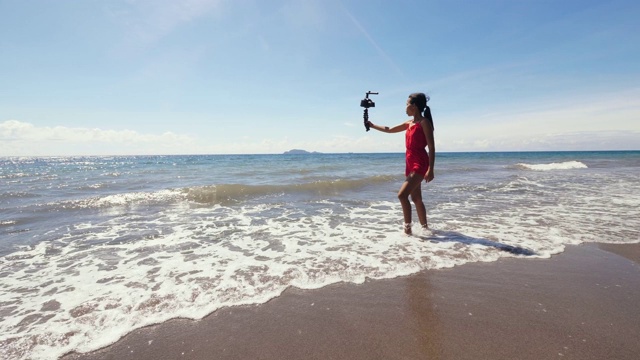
{"left": 283, "top": 149, "right": 322, "bottom": 155}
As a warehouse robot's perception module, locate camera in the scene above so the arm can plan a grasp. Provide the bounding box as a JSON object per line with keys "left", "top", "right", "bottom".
{"left": 360, "top": 98, "right": 375, "bottom": 109}
{"left": 360, "top": 91, "right": 378, "bottom": 131}
{"left": 360, "top": 91, "right": 377, "bottom": 109}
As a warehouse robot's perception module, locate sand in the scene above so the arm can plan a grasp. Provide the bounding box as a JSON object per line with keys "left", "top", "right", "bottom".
{"left": 62, "top": 243, "right": 640, "bottom": 360}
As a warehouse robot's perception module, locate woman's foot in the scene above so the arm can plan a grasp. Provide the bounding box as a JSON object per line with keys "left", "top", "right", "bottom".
{"left": 404, "top": 223, "right": 412, "bottom": 235}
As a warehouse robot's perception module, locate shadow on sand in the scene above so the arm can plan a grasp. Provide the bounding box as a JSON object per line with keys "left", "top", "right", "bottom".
{"left": 417, "top": 229, "right": 537, "bottom": 256}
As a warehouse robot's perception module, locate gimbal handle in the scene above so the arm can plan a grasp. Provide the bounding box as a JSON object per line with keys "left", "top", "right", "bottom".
{"left": 362, "top": 91, "right": 378, "bottom": 131}
{"left": 364, "top": 108, "right": 370, "bottom": 131}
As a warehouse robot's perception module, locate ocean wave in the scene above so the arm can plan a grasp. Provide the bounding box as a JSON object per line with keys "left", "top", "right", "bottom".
{"left": 512, "top": 161, "right": 588, "bottom": 171}
{"left": 28, "top": 190, "right": 185, "bottom": 211}
{"left": 185, "top": 175, "right": 397, "bottom": 204}
{"left": 39, "top": 175, "right": 397, "bottom": 210}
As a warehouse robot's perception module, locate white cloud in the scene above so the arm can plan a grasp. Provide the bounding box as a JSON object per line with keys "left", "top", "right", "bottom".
{"left": 4, "top": 82, "right": 639, "bottom": 157}
{"left": 190, "top": 132, "right": 403, "bottom": 155}
{"left": 439, "top": 130, "right": 640, "bottom": 152}
{"left": 435, "top": 87, "right": 640, "bottom": 151}
{"left": 0, "top": 120, "right": 194, "bottom": 156}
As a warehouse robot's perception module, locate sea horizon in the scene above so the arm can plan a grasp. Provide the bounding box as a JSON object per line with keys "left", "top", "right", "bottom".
{"left": 3, "top": 149, "right": 640, "bottom": 159}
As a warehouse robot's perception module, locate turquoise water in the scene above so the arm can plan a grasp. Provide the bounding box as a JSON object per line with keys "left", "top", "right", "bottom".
{"left": 1, "top": 151, "right": 639, "bottom": 359}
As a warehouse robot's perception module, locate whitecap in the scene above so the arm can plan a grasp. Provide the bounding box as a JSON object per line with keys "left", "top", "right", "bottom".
{"left": 515, "top": 161, "right": 588, "bottom": 171}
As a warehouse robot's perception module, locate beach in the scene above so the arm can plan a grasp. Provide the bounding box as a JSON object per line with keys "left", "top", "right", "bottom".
{"left": 62, "top": 242, "right": 640, "bottom": 360}
{"left": 2, "top": 152, "right": 639, "bottom": 359}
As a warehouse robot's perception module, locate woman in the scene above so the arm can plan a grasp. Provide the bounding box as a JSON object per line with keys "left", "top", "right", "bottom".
{"left": 366, "top": 93, "right": 435, "bottom": 234}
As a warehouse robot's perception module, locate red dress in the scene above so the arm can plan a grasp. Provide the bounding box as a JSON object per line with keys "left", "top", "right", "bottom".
{"left": 405, "top": 122, "right": 430, "bottom": 177}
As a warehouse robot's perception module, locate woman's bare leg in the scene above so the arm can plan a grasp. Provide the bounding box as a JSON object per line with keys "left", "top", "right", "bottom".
{"left": 410, "top": 184, "right": 427, "bottom": 228}
{"left": 398, "top": 173, "right": 424, "bottom": 234}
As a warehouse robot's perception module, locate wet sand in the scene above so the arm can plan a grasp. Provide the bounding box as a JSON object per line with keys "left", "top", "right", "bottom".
{"left": 63, "top": 243, "right": 640, "bottom": 360}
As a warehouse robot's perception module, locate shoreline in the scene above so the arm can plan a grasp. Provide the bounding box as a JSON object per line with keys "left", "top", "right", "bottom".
{"left": 63, "top": 242, "right": 640, "bottom": 360}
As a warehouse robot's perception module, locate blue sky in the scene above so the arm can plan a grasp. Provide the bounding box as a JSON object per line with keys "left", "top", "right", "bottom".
{"left": 1, "top": 0, "right": 639, "bottom": 155}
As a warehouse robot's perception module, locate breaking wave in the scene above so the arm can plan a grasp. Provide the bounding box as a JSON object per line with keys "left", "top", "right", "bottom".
{"left": 39, "top": 175, "right": 398, "bottom": 210}
{"left": 513, "top": 161, "right": 588, "bottom": 171}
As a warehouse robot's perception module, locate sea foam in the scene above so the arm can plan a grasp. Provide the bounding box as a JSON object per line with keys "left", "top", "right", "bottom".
{"left": 515, "top": 161, "right": 588, "bottom": 171}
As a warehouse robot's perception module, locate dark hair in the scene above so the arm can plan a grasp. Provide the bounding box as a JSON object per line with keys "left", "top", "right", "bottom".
{"left": 409, "top": 92, "right": 434, "bottom": 130}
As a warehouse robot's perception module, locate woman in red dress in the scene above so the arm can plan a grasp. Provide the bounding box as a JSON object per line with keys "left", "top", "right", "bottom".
{"left": 366, "top": 93, "right": 435, "bottom": 234}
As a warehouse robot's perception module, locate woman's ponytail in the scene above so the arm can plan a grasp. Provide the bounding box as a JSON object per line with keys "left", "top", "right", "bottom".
{"left": 424, "top": 105, "right": 434, "bottom": 131}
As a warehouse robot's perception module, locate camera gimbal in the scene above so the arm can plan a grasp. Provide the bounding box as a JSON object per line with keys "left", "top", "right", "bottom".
{"left": 360, "top": 91, "right": 378, "bottom": 131}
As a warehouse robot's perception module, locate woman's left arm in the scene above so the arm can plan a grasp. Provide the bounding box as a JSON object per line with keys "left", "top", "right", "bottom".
{"left": 421, "top": 121, "right": 435, "bottom": 182}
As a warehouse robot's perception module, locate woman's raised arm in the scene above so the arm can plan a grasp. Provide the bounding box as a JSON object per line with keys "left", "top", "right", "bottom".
{"left": 367, "top": 120, "right": 409, "bottom": 133}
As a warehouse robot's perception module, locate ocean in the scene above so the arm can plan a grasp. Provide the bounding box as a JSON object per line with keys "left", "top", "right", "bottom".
{"left": 1, "top": 151, "right": 639, "bottom": 359}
